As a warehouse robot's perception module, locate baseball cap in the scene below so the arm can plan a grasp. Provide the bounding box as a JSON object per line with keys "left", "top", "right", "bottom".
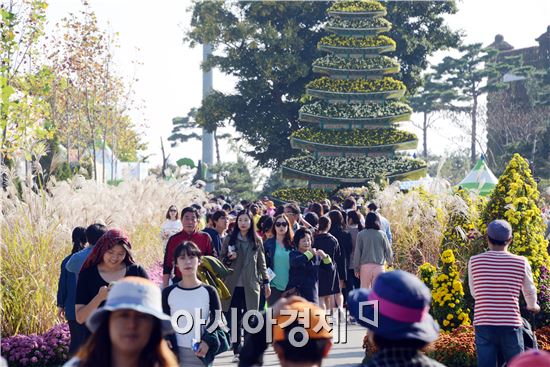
{"left": 487, "top": 219, "right": 513, "bottom": 242}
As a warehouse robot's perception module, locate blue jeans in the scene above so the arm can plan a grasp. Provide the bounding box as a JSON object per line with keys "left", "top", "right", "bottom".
{"left": 475, "top": 325, "right": 524, "bottom": 367}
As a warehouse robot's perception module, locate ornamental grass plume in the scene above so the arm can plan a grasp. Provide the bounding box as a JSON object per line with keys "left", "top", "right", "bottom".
{"left": 1, "top": 172, "right": 207, "bottom": 336}
{"left": 480, "top": 154, "right": 550, "bottom": 287}
{"left": 373, "top": 181, "right": 450, "bottom": 272}
{"left": 440, "top": 189, "right": 478, "bottom": 274}
{"left": 431, "top": 250, "right": 470, "bottom": 333}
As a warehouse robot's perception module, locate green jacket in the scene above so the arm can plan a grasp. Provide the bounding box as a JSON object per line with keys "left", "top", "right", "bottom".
{"left": 199, "top": 327, "right": 231, "bottom": 366}
{"left": 221, "top": 234, "right": 268, "bottom": 312}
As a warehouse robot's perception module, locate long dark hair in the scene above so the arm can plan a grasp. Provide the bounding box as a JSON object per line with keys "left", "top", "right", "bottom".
{"left": 228, "top": 210, "right": 262, "bottom": 250}
{"left": 76, "top": 313, "right": 177, "bottom": 367}
{"left": 309, "top": 203, "right": 324, "bottom": 218}
{"left": 271, "top": 214, "right": 294, "bottom": 251}
{"left": 328, "top": 210, "right": 345, "bottom": 233}
{"left": 365, "top": 212, "right": 381, "bottom": 230}
{"left": 347, "top": 210, "right": 364, "bottom": 231}
{"left": 71, "top": 226, "right": 87, "bottom": 254}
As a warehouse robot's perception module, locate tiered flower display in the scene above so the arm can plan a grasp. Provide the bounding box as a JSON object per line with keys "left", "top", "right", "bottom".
{"left": 480, "top": 154, "right": 550, "bottom": 286}
{"left": 278, "top": 0, "right": 426, "bottom": 199}
{"left": 431, "top": 250, "right": 471, "bottom": 333}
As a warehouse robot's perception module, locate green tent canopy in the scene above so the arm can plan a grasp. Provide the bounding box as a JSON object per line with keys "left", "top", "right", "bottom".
{"left": 458, "top": 156, "right": 498, "bottom": 196}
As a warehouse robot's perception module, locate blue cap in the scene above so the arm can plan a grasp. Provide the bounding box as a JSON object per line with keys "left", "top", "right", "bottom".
{"left": 487, "top": 219, "right": 512, "bottom": 242}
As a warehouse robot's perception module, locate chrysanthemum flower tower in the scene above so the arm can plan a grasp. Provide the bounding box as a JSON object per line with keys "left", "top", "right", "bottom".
{"left": 280, "top": 0, "right": 427, "bottom": 192}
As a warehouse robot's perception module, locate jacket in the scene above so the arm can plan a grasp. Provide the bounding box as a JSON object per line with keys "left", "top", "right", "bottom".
{"left": 286, "top": 250, "right": 334, "bottom": 305}
{"left": 220, "top": 234, "right": 268, "bottom": 312}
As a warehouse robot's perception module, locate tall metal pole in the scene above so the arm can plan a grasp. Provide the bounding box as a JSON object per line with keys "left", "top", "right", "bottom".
{"left": 202, "top": 43, "right": 215, "bottom": 192}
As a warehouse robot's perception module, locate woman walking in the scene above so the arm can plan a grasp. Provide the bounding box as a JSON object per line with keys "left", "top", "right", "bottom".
{"left": 264, "top": 214, "right": 293, "bottom": 305}
{"left": 345, "top": 210, "right": 363, "bottom": 292}
{"left": 162, "top": 242, "right": 225, "bottom": 367}
{"left": 64, "top": 276, "right": 178, "bottom": 367}
{"left": 57, "top": 226, "right": 87, "bottom": 356}
{"left": 220, "top": 210, "right": 270, "bottom": 362}
{"left": 328, "top": 210, "right": 352, "bottom": 316}
{"left": 314, "top": 216, "right": 342, "bottom": 310}
{"left": 160, "top": 205, "right": 183, "bottom": 250}
{"left": 75, "top": 229, "right": 148, "bottom": 340}
{"left": 286, "top": 228, "right": 333, "bottom": 305}
{"left": 353, "top": 212, "right": 393, "bottom": 289}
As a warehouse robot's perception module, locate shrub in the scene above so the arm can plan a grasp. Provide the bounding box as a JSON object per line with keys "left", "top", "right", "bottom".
{"left": 271, "top": 187, "right": 329, "bottom": 206}
{"left": 418, "top": 262, "right": 437, "bottom": 291}
{"left": 480, "top": 154, "right": 550, "bottom": 286}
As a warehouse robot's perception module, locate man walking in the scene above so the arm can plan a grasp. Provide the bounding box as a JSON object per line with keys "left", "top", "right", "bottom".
{"left": 468, "top": 219, "right": 540, "bottom": 366}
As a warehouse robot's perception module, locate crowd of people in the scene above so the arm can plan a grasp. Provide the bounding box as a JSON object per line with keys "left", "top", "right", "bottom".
{"left": 54, "top": 195, "right": 550, "bottom": 367}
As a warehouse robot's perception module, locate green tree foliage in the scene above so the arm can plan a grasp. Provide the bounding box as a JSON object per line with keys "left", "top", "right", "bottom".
{"left": 1, "top": 0, "right": 51, "bottom": 170}
{"left": 260, "top": 167, "right": 307, "bottom": 197}
{"left": 186, "top": 1, "right": 460, "bottom": 167}
{"left": 209, "top": 157, "right": 259, "bottom": 202}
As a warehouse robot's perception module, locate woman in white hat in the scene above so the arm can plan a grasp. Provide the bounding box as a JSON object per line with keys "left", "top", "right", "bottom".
{"left": 64, "top": 276, "right": 178, "bottom": 367}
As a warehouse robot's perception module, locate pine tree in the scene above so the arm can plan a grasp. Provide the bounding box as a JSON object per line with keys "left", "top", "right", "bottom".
{"left": 480, "top": 153, "right": 550, "bottom": 284}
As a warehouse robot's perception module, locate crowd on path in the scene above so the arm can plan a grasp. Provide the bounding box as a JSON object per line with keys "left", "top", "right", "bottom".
{"left": 54, "top": 195, "right": 550, "bottom": 367}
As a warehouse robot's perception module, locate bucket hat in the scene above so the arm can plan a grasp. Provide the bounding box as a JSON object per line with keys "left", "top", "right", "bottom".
{"left": 87, "top": 276, "right": 173, "bottom": 336}
{"left": 348, "top": 270, "right": 439, "bottom": 343}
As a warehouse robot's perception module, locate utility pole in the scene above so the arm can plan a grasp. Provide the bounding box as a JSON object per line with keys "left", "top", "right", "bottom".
{"left": 202, "top": 43, "right": 214, "bottom": 192}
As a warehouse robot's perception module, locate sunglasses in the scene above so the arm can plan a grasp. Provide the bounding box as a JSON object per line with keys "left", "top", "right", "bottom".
{"left": 169, "top": 209, "right": 177, "bottom": 212}
{"left": 275, "top": 222, "right": 288, "bottom": 227}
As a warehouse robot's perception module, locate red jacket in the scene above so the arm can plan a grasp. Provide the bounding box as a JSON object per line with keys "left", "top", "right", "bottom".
{"left": 163, "top": 230, "right": 213, "bottom": 280}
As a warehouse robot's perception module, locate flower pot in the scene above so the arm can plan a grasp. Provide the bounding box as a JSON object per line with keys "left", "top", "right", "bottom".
{"left": 327, "top": 10, "right": 387, "bottom": 19}
{"left": 312, "top": 64, "right": 400, "bottom": 80}
{"left": 290, "top": 137, "right": 418, "bottom": 156}
{"left": 326, "top": 24, "right": 392, "bottom": 38}
{"left": 299, "top": 111, "right": 411, "bottom": 128}
{"left": 307, "top": 88, "right": 406, "bottom": 102}
{"left": 318, "top": 43, "right": 395, "bottom": 58}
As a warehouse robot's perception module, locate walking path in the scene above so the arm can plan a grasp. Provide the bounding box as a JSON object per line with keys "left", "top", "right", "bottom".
{"left": 215, "top": 323, "right": 366, "bottom": 366}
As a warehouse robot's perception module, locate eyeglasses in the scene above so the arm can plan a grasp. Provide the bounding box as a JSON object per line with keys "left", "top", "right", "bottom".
{"left": 275, "top": 222, "right": 288, "bottom": 227}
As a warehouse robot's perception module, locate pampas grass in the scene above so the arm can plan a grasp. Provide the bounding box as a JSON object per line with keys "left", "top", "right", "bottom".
{"left": 1, "top": 173, "right": 206, "bottom": 336}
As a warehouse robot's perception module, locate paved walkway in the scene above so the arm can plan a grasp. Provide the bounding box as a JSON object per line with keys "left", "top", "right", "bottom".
{"left": 215, "top": 323, "right": 367, "bottom": 366}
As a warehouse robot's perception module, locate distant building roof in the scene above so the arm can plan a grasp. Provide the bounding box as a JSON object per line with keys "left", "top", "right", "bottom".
{"left": 488, "top": 34, "right": 514, "bottom": 51}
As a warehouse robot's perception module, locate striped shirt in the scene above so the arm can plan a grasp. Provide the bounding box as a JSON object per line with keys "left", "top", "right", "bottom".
{"left": 468, "top": 250, "right": 537, "bottom": 326}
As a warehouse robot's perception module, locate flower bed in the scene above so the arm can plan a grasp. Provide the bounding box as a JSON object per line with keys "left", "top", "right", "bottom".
{"left": 306, "top": 77, "right": 405, "bottom": 94}
{"left": 319, "top": 34, "right": 395, "bottom": 49}
{"left": 291, "top": 127, "right": 416, "bottom": 148}
{"left": 282, "top": 155, "right": 426, "bottom": 181}
{"left": 328, "top": 17, "right": 391, "bottom": 30}
{"left": 1, "top": 324, "right": 69, "bottom": 367}
{"left": 328, "top": 1, "right": 386, "bottom": 13}
{"left": 326, "top": 17, "right": 391, "bottom": 37}
{"left": 424, "top": 325, "right": 550, "bottom": 367}
{"left": 313, "top": 55, "right": 399, "bottom": 71}
{"left": 300, "top": 100, "right": 412, "bottom": 121}
{"left": 271, "top": 187, "right": 329, "bottom": 206}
